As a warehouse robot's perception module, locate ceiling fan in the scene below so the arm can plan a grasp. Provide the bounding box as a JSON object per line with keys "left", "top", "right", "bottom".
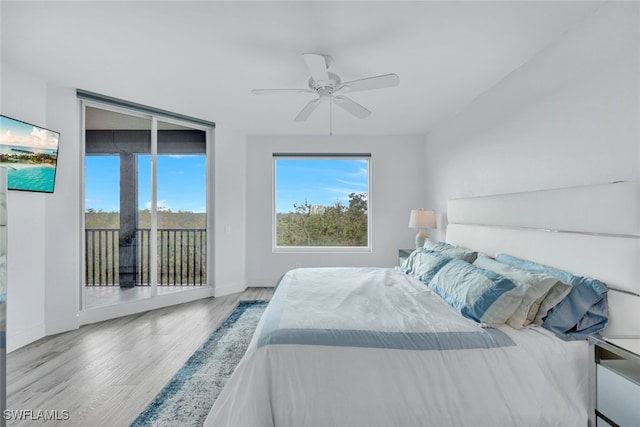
{"left": 251, "top": 53, "right": 399, "bottom": 134}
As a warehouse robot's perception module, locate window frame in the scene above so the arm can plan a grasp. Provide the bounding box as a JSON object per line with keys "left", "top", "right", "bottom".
{"left": 272, "top": 153, "right": 372, "bottom": 253}
{"left": 79, "top": 98, "right": 214, "bottom": 311}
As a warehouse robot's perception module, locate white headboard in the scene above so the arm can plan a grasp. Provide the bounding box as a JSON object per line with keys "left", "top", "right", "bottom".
{"left": 445, "top": 182, "right": 640, "bottom": 336}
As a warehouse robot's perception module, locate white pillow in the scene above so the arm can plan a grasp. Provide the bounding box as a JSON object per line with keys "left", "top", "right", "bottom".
{"left": 473, "top": 255, "right": 567, "bottom": 329}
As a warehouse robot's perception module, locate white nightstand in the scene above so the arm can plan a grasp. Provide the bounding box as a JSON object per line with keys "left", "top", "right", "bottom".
{"left": 589, "top": 335, "right": 640, "bottom": 426}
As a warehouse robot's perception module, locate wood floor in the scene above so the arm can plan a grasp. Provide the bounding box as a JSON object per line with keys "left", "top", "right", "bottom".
{"left": 6, "top": 287, "right": 273, "bottom": 427}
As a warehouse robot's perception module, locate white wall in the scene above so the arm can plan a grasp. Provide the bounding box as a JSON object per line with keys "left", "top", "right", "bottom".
{"left": 2, "top": 63, "right": 47, "bottom": 351}
{"left": 44, "top": 85, "right": 81, "bottom": 336}
{"left": 214, "top": 126, "right": 247, "bottom": 296}
{"left": 424, "top": 1, "right": 640, "bottom": 241}
{"left": 244, "top": 134, "right": 426, "bottom": 287}
{"left": 0, "top": 62, "right": 79, "bottom": 351}
{"left": 1, "top": 61, "right": 252, "bottom": 347}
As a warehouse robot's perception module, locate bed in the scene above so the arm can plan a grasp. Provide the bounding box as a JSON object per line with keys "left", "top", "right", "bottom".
{"left": 206, "top": 182, "right": 640, "bottom": 427}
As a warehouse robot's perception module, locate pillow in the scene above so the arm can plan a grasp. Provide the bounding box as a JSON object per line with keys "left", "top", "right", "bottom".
{"left": 473, "top": 255, "right": 569, "bottom": 329}
{"left": 400, "top": 248, "right": 456, "bottom": 284}
{"left": 428, "top": 259, "right": 528, "bottom": 325}
{"left": 495, "top": 253, "right": 608, "bottom": 340}
{"left": 422, "top": 238, "right": 478, "bottom": 263}
{"left": 422, "top": 238, "right": 453, "bottom": 251}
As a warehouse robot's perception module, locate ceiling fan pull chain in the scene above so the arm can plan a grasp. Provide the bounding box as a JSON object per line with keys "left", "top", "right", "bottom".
{"left": 330, "top": 94, "right": 333, "bottom": 136}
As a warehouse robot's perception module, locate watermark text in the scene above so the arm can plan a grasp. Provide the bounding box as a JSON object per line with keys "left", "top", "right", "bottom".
{"left": 3, "top": 409, "right": 70, "bottom": 421}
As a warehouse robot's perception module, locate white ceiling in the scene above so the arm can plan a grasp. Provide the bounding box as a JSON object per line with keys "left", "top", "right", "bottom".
{"left": 1, "top": 1, "right": 602, "bottom": 135}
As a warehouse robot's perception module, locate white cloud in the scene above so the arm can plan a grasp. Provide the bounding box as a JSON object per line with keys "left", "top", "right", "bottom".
{"left": 336, "top": 178, "right": 367, "bottom": 188}
{"left": 29, "top": 127, "right": 58, "bottom": 148}
{"left": 0, "top": 120, "right": 58, "bottom": 149}
{"left": 145, "top": 200, "right": 171, "bottom": 211}
{"left": 325, "top": 186, "right": 368, "bottom": 198}
{"left": 353, "top": 167, "right": 369, "bottom": 177}
{"left": 0, "top": 130, "right": 16, "bottom": 145}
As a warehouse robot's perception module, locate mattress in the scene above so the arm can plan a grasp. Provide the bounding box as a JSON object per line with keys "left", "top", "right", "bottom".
{"left": 205, "top": 267, "right": 588, "bottom": 427}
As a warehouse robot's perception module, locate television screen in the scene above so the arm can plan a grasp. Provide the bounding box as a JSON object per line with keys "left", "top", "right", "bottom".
{"left": 0, "top": 115, "right": 60, "bottom": 193}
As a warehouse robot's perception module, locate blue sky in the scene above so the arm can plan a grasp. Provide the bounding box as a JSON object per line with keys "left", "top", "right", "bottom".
{"left": 85, "top": 155, "right": 206, "bottom": 212}
{"left": 0, "top": 115, "right": 59, "bottom": 153}
{"left": 275, "top": 158, "right": 369, "bottom": 213}
{"left": 85, "top": 156, "right": 368, "bottom": 213}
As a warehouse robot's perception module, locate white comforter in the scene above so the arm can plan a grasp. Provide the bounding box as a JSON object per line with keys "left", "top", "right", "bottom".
{"left": 206, "top": 267, "right": 588, "bottom": 427}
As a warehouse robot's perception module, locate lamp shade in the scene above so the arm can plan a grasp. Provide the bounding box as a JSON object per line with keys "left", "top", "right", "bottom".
{"left": 409, "top": 209, "right": 436, "bottom": 229}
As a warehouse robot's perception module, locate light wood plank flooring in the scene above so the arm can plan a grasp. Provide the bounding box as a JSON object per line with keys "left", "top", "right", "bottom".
{"left": 6, "top": 287, "right": 273, "bottom": 427}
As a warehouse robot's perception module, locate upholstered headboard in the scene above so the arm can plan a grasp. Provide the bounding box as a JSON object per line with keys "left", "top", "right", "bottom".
{"left": 445, "top": 182, "right": 640, "bottom": 336}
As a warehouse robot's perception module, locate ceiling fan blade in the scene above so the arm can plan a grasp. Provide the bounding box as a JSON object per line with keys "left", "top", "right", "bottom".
{"left": 338, "top": 73, "right": 399, "bottom": 93}
{"left": 303, "top": 53, "right": 330, "bottom": 84}
{"left": 333, "top": 95, "right": 371, "bottom": 119}
{"left": 251, "top": 88, "right": 314, "bottom": 95}
{"left": 294, "top": 98, "right": 321, "bottom": 122}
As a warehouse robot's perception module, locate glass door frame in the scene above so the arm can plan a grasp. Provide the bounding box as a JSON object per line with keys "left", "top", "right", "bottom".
{"left": 79, "top": 99, "right": 214, "bottom": 311}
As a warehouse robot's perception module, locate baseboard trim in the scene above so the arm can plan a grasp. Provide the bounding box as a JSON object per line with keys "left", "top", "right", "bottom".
{"left": 8, "top": 323, "right": 46, "bottom": 353}
{"left": 79, "top": 286, "right": 216, "bottom": 326}
{"left": 214, "top": 283, "right": 247, "bottom": 297}
{"left": 44, "top": 316, "right": 80, "bottom": 337}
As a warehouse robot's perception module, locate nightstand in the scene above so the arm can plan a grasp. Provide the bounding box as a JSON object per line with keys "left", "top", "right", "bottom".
{"left": 398, "top": 249, "right": 414, "bottom": 267}
{"left": 589, "top": 335, "right": 640, "bottom": 426}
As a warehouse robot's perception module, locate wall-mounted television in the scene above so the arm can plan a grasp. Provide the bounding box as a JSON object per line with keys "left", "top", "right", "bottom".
{"left": 0, "top": 115, "right": 60, "bottom": 193}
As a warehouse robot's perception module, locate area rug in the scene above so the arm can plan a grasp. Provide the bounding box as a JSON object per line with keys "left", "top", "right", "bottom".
{"left": 130, "top": 300, "right": 268, "bottom": 427}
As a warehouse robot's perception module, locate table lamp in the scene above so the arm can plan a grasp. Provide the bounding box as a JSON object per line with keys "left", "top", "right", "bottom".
{"left": 409, "top": 209, "right": 436, "bottom": 248}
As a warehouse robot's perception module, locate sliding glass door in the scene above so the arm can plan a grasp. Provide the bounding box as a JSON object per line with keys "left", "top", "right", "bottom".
{"left": 83, "top": 104, "right": 210, "bottom": 309}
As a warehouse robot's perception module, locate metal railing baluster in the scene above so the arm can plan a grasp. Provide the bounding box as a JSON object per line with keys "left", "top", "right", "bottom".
{"left": 84, "top": 228, "right": 206, "bottom": 287}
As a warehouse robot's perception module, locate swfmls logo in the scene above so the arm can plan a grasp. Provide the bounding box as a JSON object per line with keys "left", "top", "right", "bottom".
{"left": 3, "top": 409, "right": 70, "bottom": 421}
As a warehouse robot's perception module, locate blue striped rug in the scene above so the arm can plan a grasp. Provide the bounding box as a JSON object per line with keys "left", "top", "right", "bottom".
{"left": 130, "top": 300, "right": 268, "bottom": 427}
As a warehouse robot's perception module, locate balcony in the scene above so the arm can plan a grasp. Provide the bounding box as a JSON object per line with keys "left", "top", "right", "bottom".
{"left": 85, "top": 228, "right": 207, "bottom": 287}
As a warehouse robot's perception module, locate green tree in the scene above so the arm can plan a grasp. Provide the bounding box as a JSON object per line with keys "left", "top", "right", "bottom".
{"left": 276, "top": 193, "right": 368, "bottom": 247}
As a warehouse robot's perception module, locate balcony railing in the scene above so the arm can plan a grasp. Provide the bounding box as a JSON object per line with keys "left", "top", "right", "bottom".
{"left": 85, "top": 228, "right": 207, "bottom": 286}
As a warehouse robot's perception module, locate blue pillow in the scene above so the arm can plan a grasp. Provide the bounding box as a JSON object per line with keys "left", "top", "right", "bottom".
{"left": 428, "top": 259, "right": 528, "bottom": 325}
{"left": 495, "top": 253, "right": 608, "bottom": 340}
{"left": 400, "top": 248, "right": 455, "bottom": 284}
{"left": 422, "top": 238, "right": 452, "bottom": 251}
{"left": 422, "top": 239, "right": 478, "bottom": 263}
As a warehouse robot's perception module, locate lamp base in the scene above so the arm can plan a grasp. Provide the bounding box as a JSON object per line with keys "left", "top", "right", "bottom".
{"left": 415, "top": 229, "right": 427, "bottom": 248}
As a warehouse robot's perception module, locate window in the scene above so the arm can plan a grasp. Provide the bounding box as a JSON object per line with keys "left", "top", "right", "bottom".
{"left": 82, "top": 99, "right": 212, "bottom": 310}
{"left": 273, "top": 154, "right": 371, "bottom": 251}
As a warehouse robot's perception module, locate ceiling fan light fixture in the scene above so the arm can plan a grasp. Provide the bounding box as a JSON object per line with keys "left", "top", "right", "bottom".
{"left": 308, "top": 72, "right": 341, "bottom": 92}
{"left": 251, "top": 53, "right": 400, "bottom": 132}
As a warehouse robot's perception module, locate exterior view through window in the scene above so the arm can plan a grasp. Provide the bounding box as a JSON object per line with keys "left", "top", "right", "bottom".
{"left": 83, "top": 105, "right": 209, "bottom": 310}
{"left": 274, "top": 155, "right": 370, "bottom": 249}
